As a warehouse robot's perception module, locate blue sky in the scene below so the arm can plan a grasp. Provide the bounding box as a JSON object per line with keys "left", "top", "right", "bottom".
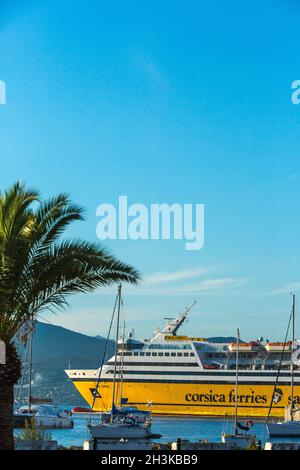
{"left": 1, "top": 0, "right": 300, "bottom": 340}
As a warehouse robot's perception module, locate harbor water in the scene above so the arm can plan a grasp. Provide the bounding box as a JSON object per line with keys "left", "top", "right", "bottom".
{"left": 14, "top": 413, "right": 300, "bottom": 448}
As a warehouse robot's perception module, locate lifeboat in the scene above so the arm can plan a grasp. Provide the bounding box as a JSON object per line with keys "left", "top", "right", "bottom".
{"left": 265, "top": 341, "right": 292, "bottom": 352}
{"left": 228, "top": 341, "right": 260, "bottom": 352}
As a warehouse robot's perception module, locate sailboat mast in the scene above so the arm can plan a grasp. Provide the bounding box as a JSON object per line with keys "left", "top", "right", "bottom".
{"left": 28, "top": 319, "right": 34, "bottom": 413}
{"left": 119, "top": 320, "right": 126, "bottom": 407}
{"left": 111, "top": 284, "right": 122, "bottom": 418}
{"left": 234, "top": 328, "right": 240, "bottom": 435}
{"left": 291, "top": 294, "right": 295, "bottom": 421}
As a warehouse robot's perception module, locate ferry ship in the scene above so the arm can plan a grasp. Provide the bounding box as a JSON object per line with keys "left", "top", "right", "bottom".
{"left": 65, "top": 304, "right": 300, "bottom": 418}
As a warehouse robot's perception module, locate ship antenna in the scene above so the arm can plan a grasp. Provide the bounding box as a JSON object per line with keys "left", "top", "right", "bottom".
{"left": 163, "top": 301, "right": 197, "bottom": 335}
{"left": 176, "top": 300, "right": 197, "bottom": 332}
{"left": 184, "top": 301, "right": 197, "bottom": 317}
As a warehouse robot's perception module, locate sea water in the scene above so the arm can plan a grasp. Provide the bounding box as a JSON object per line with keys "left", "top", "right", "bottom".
{"left": 19, "top": 415, "right": 300, "bottom": 448}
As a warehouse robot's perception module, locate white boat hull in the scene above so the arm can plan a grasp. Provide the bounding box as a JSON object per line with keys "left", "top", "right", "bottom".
{"left": 266, "top": 421, "right": 300, "bottom": 437}
{"left": 88, "top": 423, "right": 152, "bottom": 439}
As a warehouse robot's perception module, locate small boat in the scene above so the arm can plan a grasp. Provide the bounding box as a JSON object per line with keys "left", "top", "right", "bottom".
{"left": 14, "top": 404, "right": 74, "bottom": 429}
{"left": 266, "top": 295, "right": 300, "bottom": 437}
{"left": 221, "top": 329, "right": 257, "bottom": 449}
{"left": 88, "top": 404, "right": 155, "bottom": 439}
{"left": 101, "top": 406, "right": 152, "bottom": 425}
{"left": 228, "top": 341, "right": 260, "bottom": 352}
{"left": 265, "top": 341, "right": 293, "bottom": 353}
{"left": 14, "top": 320, "right": 73, "bottom": 429}
{"left": 88, "top": 420, "right": 154, "bottom": 440}
{"left": 266, "top": 420, "right": 300, "bottom": 437}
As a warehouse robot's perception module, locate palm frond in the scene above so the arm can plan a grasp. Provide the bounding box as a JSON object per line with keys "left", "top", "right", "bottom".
{"left": 0, "top": 182, "right": 140, "bottom": 342}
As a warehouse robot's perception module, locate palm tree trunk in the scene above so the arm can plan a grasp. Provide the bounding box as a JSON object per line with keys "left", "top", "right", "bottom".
{"left": 0, "top": 343, "right": 21, "bottom": 450}
{"left": 0, "top": 381, "right": 15, "bottom": 449}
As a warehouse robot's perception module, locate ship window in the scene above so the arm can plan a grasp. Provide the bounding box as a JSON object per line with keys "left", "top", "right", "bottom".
{"left": 146, "top": 352, "right": 151, "bottom": 356}
{"left": 177, "top": 353, "right": 183, "bottom": 357}
{"left": 149, "top": 344, "right": 192, "bottom": 350}
{"left": 184, "top": 353, "right": 189, "bottom": 357}
{"left": 190, "top": 353, "right": 195, "bottom": 357}
{"left": 165, "top": 352, "right": 170, "bottom": 356}
{"left": 133, "top": 352, "right": 139, "bottom": 356}
{"left": 171, "top": 353, "right": 176, "bottom": 357}
{"left": 152, "top": 352, "right": 157, "bottom": 356}
{"left": 158, "top": 352, "right": 163, "bottom": 357}
{"left": 140, "top": 352, "right": 145, "bottom": 356}
{"left": 122, "top": 340, "right": 144, "bottom": 351}
{"left": 116, "top": 361, "right": 199, "bottom": 367}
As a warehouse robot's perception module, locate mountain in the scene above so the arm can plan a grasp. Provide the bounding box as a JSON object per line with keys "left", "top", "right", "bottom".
{"left": 33, "top": 322, "right": 114, "bottom": 361}
{"left": 20, "top": 322, "right": 115, "bottom": 406}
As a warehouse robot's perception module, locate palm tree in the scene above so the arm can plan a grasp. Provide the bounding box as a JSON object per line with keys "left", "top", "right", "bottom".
{"left": 0, "top": 182, "right": 140, "bottom": 449}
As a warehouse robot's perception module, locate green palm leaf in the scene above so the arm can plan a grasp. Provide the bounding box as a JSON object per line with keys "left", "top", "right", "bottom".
{"left": 0, "top": 182, "right": 140, "bottom": 341}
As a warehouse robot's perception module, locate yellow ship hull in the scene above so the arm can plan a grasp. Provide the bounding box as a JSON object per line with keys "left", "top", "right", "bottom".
{"left": 71, "top": 379, "right": 299, "bottom": 418}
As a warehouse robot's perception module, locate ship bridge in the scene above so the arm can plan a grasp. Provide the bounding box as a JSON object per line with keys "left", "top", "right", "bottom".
{"left": 117, "top": 334, "right": 145, "bottom": 351}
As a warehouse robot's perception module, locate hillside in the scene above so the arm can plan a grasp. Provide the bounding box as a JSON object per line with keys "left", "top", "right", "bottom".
{"left": 33, "top": 321, "right": 113, "bottom": 361}
{"left": 21, "top": 322, "right": 115, "bottom": 406}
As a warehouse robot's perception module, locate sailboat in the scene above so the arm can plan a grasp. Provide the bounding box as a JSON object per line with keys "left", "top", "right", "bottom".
{"left": 221, "top": 328, "right": 257, "bottom": 449}
{"left": 88, "top": 285, "right": 155, "bottom": 440}
{"left": 14, "top": 319, "right": 73, "bottom": 429}
{"left": 266, "top": 294, "right": 300, "bottom": 437}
